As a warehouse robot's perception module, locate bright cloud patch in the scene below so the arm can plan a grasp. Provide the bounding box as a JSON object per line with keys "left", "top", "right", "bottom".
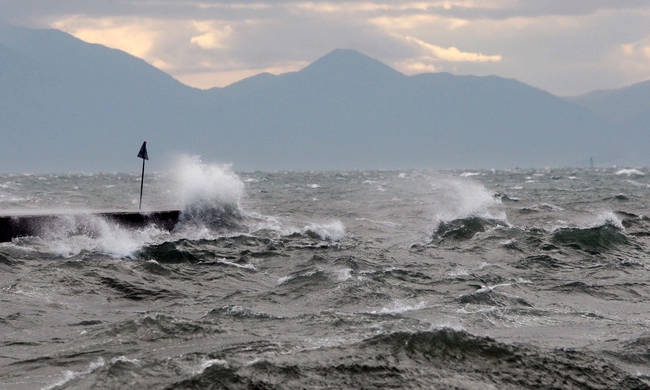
{"left": 177, "top": 60, "right": 310, "bottom": 88}
{"left": 293, "top": 1, "right": 493, "bottom": 13}
{"left": 616, "top": 36, "right": 650, "bottom": 83}
{"left": 621, "top": 39, "right": 650, "bottom": 61}
{"left": 403, "top": 35, "right": 502, "bottom": 62}
{"left": 38, "top": 1, "right": 650, "bottom": 94}
{"left": 52, "top": 16, "right": 160, "bottom": 59}
{"left": 371, "top": 14, "right": 468, "bottom": 30}
{"left": 396, "top": 59, "right": 438, "bottom": 73}
{"left": 190, "top": 21, "right": 232, "bottom": 49}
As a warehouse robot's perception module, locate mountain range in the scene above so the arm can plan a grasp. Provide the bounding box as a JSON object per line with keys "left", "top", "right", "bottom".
{"left": 0, "top": 24, "right": 647, "bottom": 172}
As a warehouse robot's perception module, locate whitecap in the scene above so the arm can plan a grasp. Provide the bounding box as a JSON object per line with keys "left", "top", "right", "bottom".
{"left": 616, "top": 168, "right": 644, "bottom": 176}
{"left": 331, "top": 268, "right": 352, "bottom": 281}
{"left": 303, "top": 220, "right": 346, "bottom": 241}
{"left": 42, "top": 357, "right": 105, "bottom": 390}
{"left": 371, "top": 300, "right": 426, "bottom": 314}
{"left": 216, "top": 258, "right": 256, "bottom": 271}
{"left": 30, "top": 214, "right": 167, "bottom": 258}
{"left": 431, "top": 178, "right": 507, "bottom": 228}
{"left": 193, "top": 358, "right": 228, "bottom": 374}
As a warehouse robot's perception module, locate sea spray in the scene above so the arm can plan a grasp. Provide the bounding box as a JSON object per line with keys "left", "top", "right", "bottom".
{"left": 11, "top": 156, "right": 247, "bottom": 257}
{"left": 172, "top": 155, "right": 246, "bottom": 233}
{"left": 430, "top": 177, "right": 506, "bottom": 229}
{"left": 172, "top": 155, "right": 244, "bottom": 209}
{"left": 303, "top": 220, "right": 346, "bottom": 241}
{"left": 24, "top": 214, "right": 166, "bottom": 258}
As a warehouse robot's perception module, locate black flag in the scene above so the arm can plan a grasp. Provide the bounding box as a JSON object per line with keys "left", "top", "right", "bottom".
{"left": 137, "top": 141, "right": 148, "bottom": 210}
{"left": 137, "top": 142, "right": 149, "bottom": 160}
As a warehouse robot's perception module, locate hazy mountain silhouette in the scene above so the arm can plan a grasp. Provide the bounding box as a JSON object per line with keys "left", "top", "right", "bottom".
{"left": 570, "top": 81, "right": 649, "bottom": 163}
{"left": 0, "top": 25, "right": 642, "bottom": 172}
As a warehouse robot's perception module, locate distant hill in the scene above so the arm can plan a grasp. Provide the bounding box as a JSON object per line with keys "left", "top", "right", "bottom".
{"left": 569, "top": 81, "right": 649, "bottom": 164}
{"left": 0, "top": 24, "right": 642, "bottom": 172}
{"left": 569, "top": 80, "right": 650, "bottom": 123}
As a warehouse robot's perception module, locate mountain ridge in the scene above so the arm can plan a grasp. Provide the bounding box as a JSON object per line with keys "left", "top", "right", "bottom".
{"left": 0, "top": 25, "right": 645, "bottom": 172}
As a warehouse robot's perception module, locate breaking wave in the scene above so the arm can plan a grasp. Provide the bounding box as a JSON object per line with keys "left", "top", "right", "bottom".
{"left": 172, "top": 155, "right": 246, "bottom": 234}
{"left": 615, "top": 168, "right": 645, "bottom": 177}
{"left": 6, "top": 156, "right": 249, "bottom": 258}
{"left": 430, "top": 178, "right": 506, "bottom": 233}
{"left": 551, "top": 216, "right": 629, "bottom": 253}
{"left": 434, "top": 216, "right": 507, "bottom": 241}
{"left": 13, "top": 214, "right": 167, "bottom": 258}
{"left": 302, "top": 220, "right": 346, "bottom": 241}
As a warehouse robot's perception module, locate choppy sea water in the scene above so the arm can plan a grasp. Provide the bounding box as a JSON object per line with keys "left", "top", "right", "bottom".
{"left": 1, "top": 159, "right": 649, "bottom": 389}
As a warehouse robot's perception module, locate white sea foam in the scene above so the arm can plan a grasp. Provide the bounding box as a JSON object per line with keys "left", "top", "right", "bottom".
{"left": 355, "top": 217, "right": 400, "bottom": 227}
{"left": 460, "top": 172, "right": 480, "bottom": 177}
{"left": 193, "top": 358, "right": 228, "bottom": 374}
{"left": 15, "top": 156, "right": 247, "bottom": 258}
{"left": 277, "top": 275, "right": 293, "bottom": 285}
{"left": 172, "top": 155, "right": 244, "bottom": 210}
{"left": 427, "top": 322, "right": 466, "bottom": 332}
{"left": 331, "top": 267, "right": 352, "bottom": 281}
{"left": 42, "top": 357, "right": 105, "bottom": 390}
{"left": 615, "top": 168, "right": 644, "bottom": 176}
{"left": 308, "top": 183, "right": 320, "bottom": 189}
{"left": 588, "top": 211, "right": 624, "bottom": 229}
{"left": 216, "top": 258, "right": 256, "bottom": 271}
{"left": 372, "top": 300, "right": 426, "bottom": 314}
{"left": 110, "top": 356, "right": 139, "bottom": 364}
{"left": 550, "top": 211, "right": 624, "bottom": 232}
{"left": 34, "top": 214, "right": 166, "bottom": 258}
{"left": 303, "top": 220, "right": 346, "bottom": 241}
{"left": 170, "top": 155, "right": 247, "bottom": 236}
{"left": 447, "top": 268, "right": 470, "bottom": 277}
{"left": 431, "top": 178, "right": 506, "bottom": 228}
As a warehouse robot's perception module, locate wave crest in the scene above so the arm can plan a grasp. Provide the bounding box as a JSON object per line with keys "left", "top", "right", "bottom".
{"left": 172, "top": 155, "right": 246, "bottom": 233}
{"left": 552, "top": 222, "right": 629, "bottom": 253}
{"left": 434, "top": 216, "right": 507, "bottom": 241}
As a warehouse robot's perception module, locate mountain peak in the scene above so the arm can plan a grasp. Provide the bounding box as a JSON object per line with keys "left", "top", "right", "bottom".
{"left": 301, "top": 49, "right": 402, "bottom": 79}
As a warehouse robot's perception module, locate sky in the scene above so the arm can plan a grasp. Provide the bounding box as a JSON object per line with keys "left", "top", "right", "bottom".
{"left": 1, "top": 0, "right": 649, "bottom": 95}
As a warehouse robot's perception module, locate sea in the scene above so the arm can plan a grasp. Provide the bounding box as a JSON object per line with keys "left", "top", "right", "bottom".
{"left": 1, "top": 156, "right": 649, "bottom": 389}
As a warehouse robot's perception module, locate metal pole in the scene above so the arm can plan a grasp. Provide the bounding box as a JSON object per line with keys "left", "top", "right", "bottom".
{"left": 139, "top": 158, "right": 145, "bottom": 210}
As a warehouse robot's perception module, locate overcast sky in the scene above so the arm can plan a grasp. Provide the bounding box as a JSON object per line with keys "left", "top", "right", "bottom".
{"left": 1, "top": 0, "right": 649, "bottom": 95}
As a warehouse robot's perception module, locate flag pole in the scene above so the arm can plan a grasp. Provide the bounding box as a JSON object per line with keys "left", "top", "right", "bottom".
{"left": 137, "top": 141, "right": 149, "bottom": 211}
{"left": 139, "top": 158, "right": 145, "bottom": 210}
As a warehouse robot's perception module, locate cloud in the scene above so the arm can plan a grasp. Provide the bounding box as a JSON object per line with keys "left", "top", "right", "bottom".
{"left": 395, "top": 58, "right": 438, "bottom": 73}
{"left": 370, "top": 14, "right": 468, "bottom": 30}
{"left": 190, "top": 20, "right": 233, "bottom": 49}
{"left": 621, "top": 38, "right": 650, "bottom": 61}
{"left": 177, "top": 60, "right": 309, "bottom": 87}
{"left": 401, "top": 35, "right": 501, "bottom": 62}
{"left": 1, "top": 0, "right": 649, "bottom": 94}
{"left": 615, "top": 36, "right": 650, "bottom": 83}
{"left": 52, "top": 16, "right": 160, "bottom": 59}
{"left": 291, "top": 1, "right": 481, "bottom": 14}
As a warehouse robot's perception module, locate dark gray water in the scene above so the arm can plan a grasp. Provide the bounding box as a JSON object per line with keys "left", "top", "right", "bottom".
{"left": 1, "top": 162, "right": 649, "bottom": 389}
